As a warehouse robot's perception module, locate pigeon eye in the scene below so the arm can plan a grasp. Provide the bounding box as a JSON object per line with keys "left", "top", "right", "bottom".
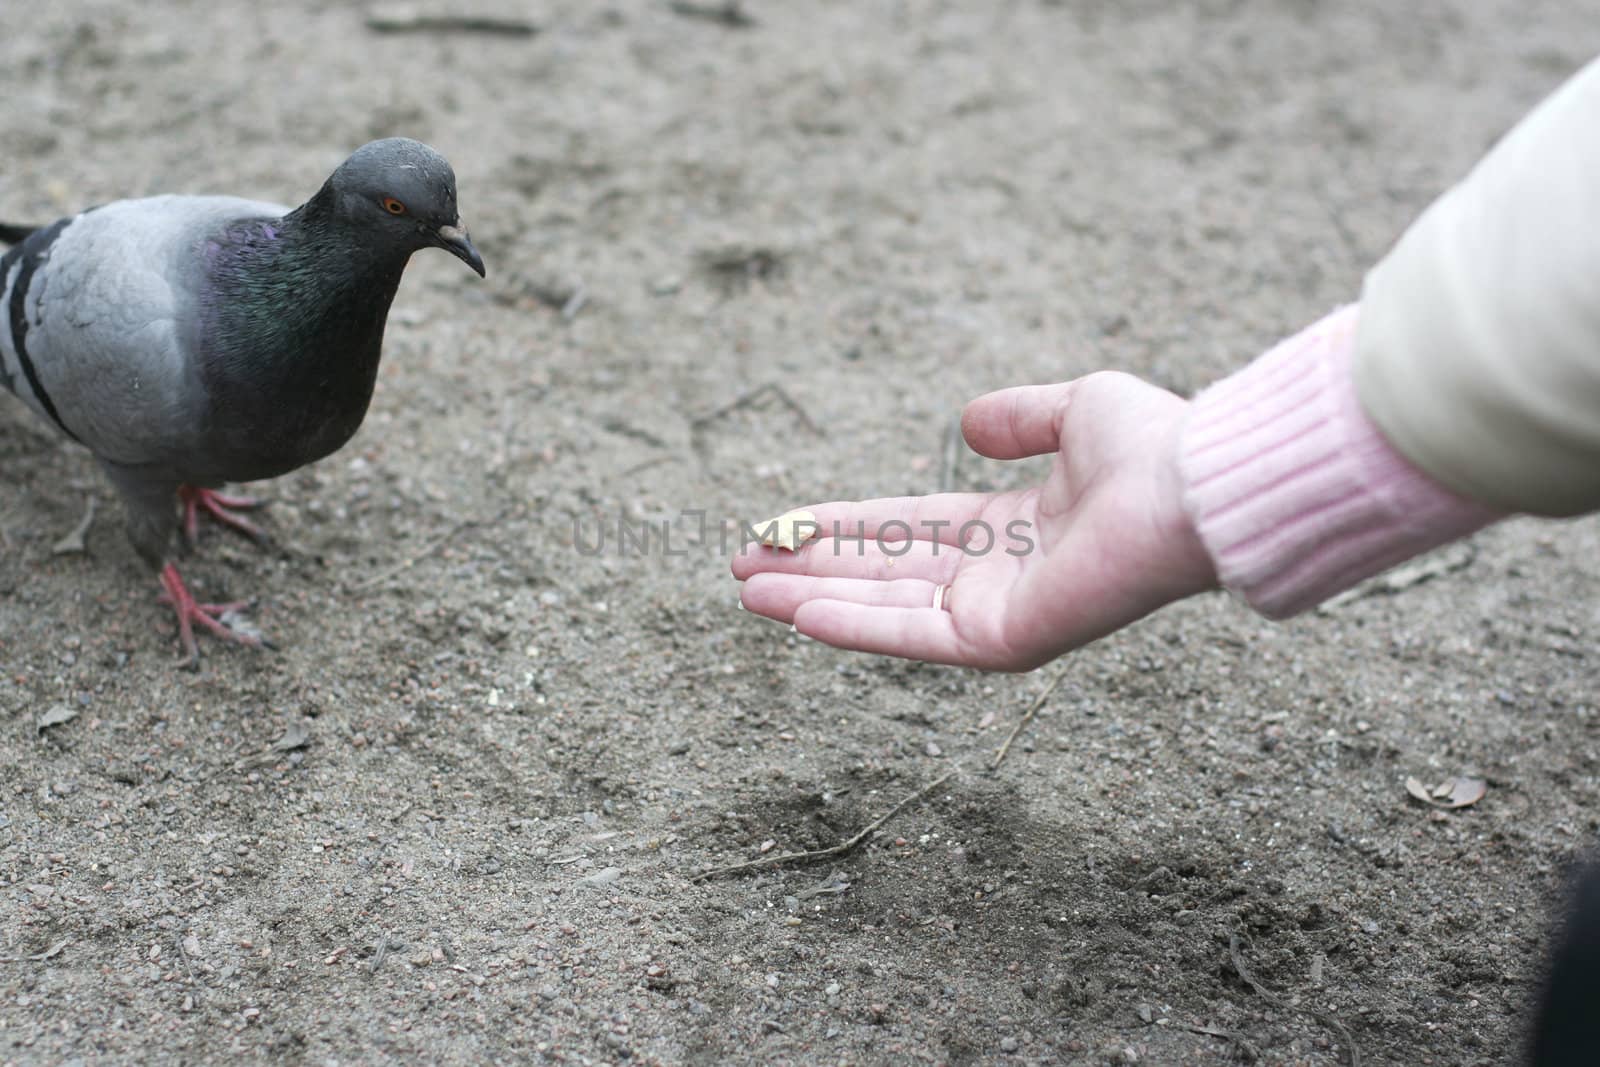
{"left": 381, "top": 197, "right": 407, "bottom": 215}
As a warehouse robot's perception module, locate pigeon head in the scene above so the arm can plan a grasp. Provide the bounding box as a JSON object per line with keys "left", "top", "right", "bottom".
{"left": 323, "top": 138, "right": 486, "bottom": 277}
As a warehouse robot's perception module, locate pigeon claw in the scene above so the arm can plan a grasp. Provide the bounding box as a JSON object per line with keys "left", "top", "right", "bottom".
{"left": 157, "top": 563, "right": 265, "bottom": 668}
{"left": 179, "top": 485, "right": 266, "bottom": 546}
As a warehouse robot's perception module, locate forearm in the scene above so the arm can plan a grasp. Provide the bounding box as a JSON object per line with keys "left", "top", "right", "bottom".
{"left": 1181, "top": 57, "right": 1600, "bottom": 615}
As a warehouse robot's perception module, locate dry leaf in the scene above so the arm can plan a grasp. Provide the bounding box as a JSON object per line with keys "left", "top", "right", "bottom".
{"left": 271, "top": 720, "right": 312, "bottom": 754}
{"left": 1405, "top": 775, "right": 1486, "bottom": 810}
{"left": 233, "top": 719, "right": 312, "bottom": 771}
{"left": 37, "top": 705, "right": 78, "bottom": 731}
{"left": 1442, "top": 777, "right": 1487, "bottom": 808}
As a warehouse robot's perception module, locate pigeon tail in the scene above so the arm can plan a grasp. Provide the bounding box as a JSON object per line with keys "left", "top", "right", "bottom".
{"left": 0, "top": 223, "right": 37, "bottom": 245}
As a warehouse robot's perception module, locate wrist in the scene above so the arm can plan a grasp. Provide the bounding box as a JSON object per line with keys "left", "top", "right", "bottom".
{"left": 1156, "top": 406, "right": 1222, "bottom": 598}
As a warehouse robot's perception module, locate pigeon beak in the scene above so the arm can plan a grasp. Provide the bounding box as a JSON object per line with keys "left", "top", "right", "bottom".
{"left": 436, "top": 222, "right": 486, "bottom": 278}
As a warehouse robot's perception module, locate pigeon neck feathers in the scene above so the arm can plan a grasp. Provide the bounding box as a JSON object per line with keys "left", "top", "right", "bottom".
{"left": 196, "top": 183, "right": 413, "bottom": 480}
{"left": 206, "top": 181, "right": 410, "bottom": 365}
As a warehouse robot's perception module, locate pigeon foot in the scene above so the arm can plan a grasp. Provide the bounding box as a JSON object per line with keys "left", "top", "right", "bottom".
{"left": 158, "top": 562, "right": 265, "bottom": 667}
{"left": 179, "top": 485, "right": 266, "bottom": 545}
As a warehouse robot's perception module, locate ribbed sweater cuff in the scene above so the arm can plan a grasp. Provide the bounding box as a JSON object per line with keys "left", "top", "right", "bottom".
{"left": 1179, "top": 305, "right": 1503, "bottom": 618}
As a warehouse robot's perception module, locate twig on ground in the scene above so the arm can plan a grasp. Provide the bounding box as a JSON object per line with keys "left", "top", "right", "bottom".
{"left": 1175, "top": 1022, "right": 1262, "bottom": 1062}
{"left": 1308, "top": 173, "right": 1367, "bottom": 268}
{"left": 939, "top": 414, "right": 964, "bottom": 492}
{"left": 614, "top": 456, "right": 676, "bottom": 482}
{"left": 668, "top": 1, "right": 756, "bottom": 29}
{"left": 51, "top": 495, "right": 96, "bottom": 555}
{"left": 560, "top": 283, "right": 589, "bottom": 320}
{"left": 173, "top": 932, "right": 200, "bottom": 981}
{"left": 691, "top": 768, "right": 958, "bottom": 882}
{"left": 350, "top": 511, "right": 507, "bottom": 593}
{"left": 1229, "top": 933, "right": 1361, "bottom": 1067}
{"left": 690, "top": 382, "right": 822, "bottom": 466}
{"left": 370, "top": 934, "right": 392, "bottom": 974}
{"left": 697, "top": 244, "right": 784, "bottom": 283}
{"left": 365, "top": 8, "right": 539, "bottom": 36}
{"left": 0, "top": 939, "right": 70, "bottom": 963}
{"left": 766, "top": 382, "right": 823, "bottom": 435}
{"left": 1318, "top": 544, "right": 1476, "bottom": 612}
{"left": 692, "top": 383, "right": 822, "bottom": 437}
{"left": 990, "top": 665, "right": 1069, "bottom": 770}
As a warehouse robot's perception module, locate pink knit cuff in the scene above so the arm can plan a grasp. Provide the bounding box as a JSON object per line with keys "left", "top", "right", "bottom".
{"left": 1179, "top": 305, "right": 1503, "bottom": 618}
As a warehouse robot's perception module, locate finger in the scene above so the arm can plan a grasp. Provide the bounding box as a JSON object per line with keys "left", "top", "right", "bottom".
{"left": 793, "top": 600, "right": 969, "bottom": 666}
{"left": 805, "top": 495, "right": 998, "bottom": 545}
{"left": 740, "top": 574, "right": 941, "bottom": 623}
{"left": 729, "top": 495, "right": 996, "bottom": 580}
{"left": 732, "top": 535, "right": 964, "bottom": 583}
{"left": 960, "top": 381, "right": 1075, "bottom": 460}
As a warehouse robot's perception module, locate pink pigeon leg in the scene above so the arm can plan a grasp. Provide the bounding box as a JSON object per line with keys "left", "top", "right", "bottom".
{"left": 157, "top": 562, "right": 264, "bottom": 666}
{"left": 178, "top": 484, "right": 266, "bottom": 545}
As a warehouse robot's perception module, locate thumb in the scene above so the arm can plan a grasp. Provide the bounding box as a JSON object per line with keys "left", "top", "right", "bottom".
{"left": 960, "top": 381, "right": 1075, "bottom": 460}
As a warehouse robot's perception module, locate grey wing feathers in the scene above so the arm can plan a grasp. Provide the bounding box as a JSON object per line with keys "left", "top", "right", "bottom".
{"left": 0, "top": 195, "right": 287, "bottom": 467}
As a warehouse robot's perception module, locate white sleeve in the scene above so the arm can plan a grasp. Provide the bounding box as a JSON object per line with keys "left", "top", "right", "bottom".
{"left": 1354, "top": 55, "right": 1600, "bottom": 516}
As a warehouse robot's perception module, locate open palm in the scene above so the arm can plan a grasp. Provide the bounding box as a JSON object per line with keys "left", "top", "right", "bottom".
{"left": 731, "top": 373, "right": 1218, "bottom": 671}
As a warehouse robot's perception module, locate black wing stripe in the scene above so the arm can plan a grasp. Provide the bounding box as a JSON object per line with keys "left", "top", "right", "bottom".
{"left": 6, "top": 218, "right": 81, "bottom": 443}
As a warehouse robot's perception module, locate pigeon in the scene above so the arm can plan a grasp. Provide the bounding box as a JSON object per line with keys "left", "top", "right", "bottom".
{"left": 0, "top": 138, "right": 486, "bottom": 664}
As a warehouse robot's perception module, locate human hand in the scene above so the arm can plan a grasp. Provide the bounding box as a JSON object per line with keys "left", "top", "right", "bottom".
{"left": 731, "top": 372, "right": 1219, "bottom": 671}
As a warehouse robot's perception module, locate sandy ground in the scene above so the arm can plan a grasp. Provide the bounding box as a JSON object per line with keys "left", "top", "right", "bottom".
{"left": 4, "top": 1, "right": 1600, "bottom": 1064}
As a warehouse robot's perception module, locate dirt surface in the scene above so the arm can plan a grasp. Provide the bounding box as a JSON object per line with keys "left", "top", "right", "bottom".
{"left": 4, "top": 2, "right": 1600, "bottom": 1064}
